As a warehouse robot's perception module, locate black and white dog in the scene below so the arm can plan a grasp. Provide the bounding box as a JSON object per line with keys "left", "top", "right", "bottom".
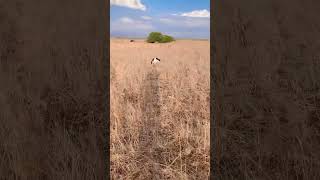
{"left": 151, "top": 57, "right": 161, "bottom": 64}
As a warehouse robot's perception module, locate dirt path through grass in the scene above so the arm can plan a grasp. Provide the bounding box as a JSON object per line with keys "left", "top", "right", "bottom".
{"left": 137, "top": 67, "right": 163, "bottom": 178}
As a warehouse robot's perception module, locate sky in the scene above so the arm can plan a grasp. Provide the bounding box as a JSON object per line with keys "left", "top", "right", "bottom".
{"left": 110, "top": 0, "right": 210, "bottom": 39}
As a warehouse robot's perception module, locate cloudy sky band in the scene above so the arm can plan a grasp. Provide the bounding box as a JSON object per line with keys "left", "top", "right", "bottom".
{"left": 110, "top": 0, "right": 210, "bottom": 39}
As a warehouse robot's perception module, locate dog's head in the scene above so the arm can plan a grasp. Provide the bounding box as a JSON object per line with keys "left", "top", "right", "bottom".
{"left": 151, "top": 57, "right": 161, "bottom": 64}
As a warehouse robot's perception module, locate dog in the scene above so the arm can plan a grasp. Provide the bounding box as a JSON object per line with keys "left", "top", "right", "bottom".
{"left": 151, "top": 57, "right": 161, "bottom": 64}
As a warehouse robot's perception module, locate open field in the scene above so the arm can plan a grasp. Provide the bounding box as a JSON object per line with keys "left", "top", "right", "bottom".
{"left": 0, "top": 1, "right": 107, "bottom": 179}
{"left": 110, "top": 38, "right": 210, "bottom": 179}
{"left": 212, "top": 1, "right": 320, "bottom": 179}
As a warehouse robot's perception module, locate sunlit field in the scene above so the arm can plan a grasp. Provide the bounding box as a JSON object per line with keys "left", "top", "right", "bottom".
{"left": 110, "top": 38, "right": 210, "bottom": 179}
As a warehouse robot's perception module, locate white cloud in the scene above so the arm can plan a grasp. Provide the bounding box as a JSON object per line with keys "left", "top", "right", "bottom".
{"left": 141, "top": 16, "right": 152, "bottom": 20}
{"left": 181, "top": 9, "right": 210, "bottom": 18}
{"left": 110, "top": 0, "right": 146, "bottom": 11}
{"left": 120, "top": 17, "right": 134, "bottom": 23}
{"left": 183, "top": 18, "right": 209, "bottom": 27}
{"left": 111, "top": 17, "right": 154, "bottom": 32}
{"left": 158, "top": 17, "right": 209, "bottom": 28}
{"left": 171, "top": 13, "right": 179, "bottom": 16}
{"left": 159, "top": 18, "right": 175, "bottom": 24}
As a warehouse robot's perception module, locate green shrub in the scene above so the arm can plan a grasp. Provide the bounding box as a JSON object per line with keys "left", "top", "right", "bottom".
{"left": 147, "top": 32, "right": 163, "bottom": 43}
{"left": 159, "top": 35, "right": 175, "bottom": 43}
{"left": 146, "top": 32, "right": 175, "bottom": 43}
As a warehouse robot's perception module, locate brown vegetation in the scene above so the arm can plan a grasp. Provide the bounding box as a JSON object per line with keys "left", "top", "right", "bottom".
{"left": 110, "top": 39, "right": 210, "bottom": 179}
{"left": 212, "top": 1, "right": 320, "bottom": 179}
{"left": 0, "top": 0, "right": 107, "bottom": 179}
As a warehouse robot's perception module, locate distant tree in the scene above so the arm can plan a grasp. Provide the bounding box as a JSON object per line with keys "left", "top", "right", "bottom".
{"left": 147, "top": 32, "right": 175, "bottom": 43}
{"left": 159, "top": 35, "right": 175, "bottom": 43}
{"left": 147, "top": 32, "right": 163, "bottom": 43}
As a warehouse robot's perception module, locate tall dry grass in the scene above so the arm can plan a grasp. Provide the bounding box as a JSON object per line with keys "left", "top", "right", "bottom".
{"left": 212, "top": 0, "right": 320, "bottom": 179}
{"left": 110, "top": 39, "right": 210, "bottom": 179}
{"left": 0, "top": 1, "right": 107, "bottom": 179}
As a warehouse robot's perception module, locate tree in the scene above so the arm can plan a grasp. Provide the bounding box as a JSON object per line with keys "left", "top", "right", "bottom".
{"left": 147, "top": 32, "right": 175, "bottom": 43}
{"left": 147, "top": 32, "right": 163, "bottom": 43}
{"left": 159, "top": 35, "right": 175, "bottom": 43}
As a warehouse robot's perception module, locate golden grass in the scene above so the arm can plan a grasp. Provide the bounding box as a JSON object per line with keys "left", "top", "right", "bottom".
{"left": 212, "top": 1, "right": 320, "bottom": 179}
{"left": 110, "top": 38, "right": 210, "bottom": 179}
{"left": 0, "top": 1, "right": 107, "bottom": 178}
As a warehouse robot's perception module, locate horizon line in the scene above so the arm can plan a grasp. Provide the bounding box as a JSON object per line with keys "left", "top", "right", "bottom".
{"left": 110, "top": 36, "right": 210, "bottom": 40}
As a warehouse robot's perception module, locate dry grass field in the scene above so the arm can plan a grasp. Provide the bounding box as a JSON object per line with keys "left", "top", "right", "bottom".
{"left": 110, "top": 38, "right": 210, "bottom": 179}
{"left": 0, "top": 1, "right": 107, "bottom": 179}
{"left": 212, "top": 1, "right": 320, "bottom": 179}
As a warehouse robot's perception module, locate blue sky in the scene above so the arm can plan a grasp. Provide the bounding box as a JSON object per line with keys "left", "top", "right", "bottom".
{"left": 110, "top": 0, "right": 210, "bottom": 39}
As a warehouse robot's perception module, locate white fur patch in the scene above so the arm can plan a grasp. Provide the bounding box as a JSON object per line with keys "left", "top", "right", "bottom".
{"left": 151, "top": 57, "right": 160, "bottom": 64}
